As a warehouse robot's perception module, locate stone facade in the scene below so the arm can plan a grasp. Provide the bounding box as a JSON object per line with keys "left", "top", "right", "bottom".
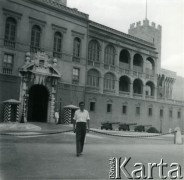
{"left": 0, "top": 0, "right": 183, "bottom": 132}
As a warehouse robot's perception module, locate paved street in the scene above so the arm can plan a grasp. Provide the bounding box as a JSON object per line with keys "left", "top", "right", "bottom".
{"left": 0, "top": 124, "right": 184, "bottom": 180}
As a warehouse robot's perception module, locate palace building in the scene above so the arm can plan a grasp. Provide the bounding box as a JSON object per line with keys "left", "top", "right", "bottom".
{"left": 0, "top": 0, "right": 183, "bottom": 133}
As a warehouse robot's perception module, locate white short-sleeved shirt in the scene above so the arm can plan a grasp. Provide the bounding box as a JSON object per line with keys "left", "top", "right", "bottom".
{"left": 73, "top": 109, "right": 90, "bottom": 123}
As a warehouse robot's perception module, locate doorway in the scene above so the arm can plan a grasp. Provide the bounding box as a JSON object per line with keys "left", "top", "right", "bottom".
{"left": 27, "top": 85, "right": 49, "bottom": 122}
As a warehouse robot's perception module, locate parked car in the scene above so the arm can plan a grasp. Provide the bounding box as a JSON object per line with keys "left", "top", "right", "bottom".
{"left": 134, "top": 125, "right": 145, "bottom": 132}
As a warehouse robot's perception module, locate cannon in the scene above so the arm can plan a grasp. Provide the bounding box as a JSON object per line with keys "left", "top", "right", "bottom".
{"left": 134, "top": 125, "right": 152, "bottom": 132}
{"left": 101, "top": 122, "right": 120, "bottom": 130}
{"left": 118, "top": 123, "right": 137, "bottom": 131}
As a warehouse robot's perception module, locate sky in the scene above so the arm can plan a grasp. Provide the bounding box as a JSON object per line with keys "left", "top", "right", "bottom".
{"left": 67, "top": 0, "right": 184, "bottom": 77}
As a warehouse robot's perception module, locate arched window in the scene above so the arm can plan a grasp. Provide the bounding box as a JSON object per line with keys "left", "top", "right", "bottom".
{"left": 119, "top": 76, "right": 130, "bottom": 92}
{"left": 53, "top": 31, "right": 62, "bottom": 58}
{"left": 133, "top": 54, "right": 143, "bottom": 72}
{"left": 104, "top": 73, "right": 115, "bottom": 90}
{"left": 4, "top": 17, "right": 17, "bottom": 48}
{"left": 146, "top": 81, "right": 155, "bottom": 96}
{"left": 87, "top": 69, "right": 100, "bottom": 87}
{"left": 30, "top": 25, "right": 41, "bottom": 53}
{"left": 133, "top": 79, "right": 143, "bottom": 94}
{"left": 73, "top": 37, "right": 81, "bottom": 60}
{"left": 88, "top": 40, "right": 100, "bottom": 62}
{"left": 104, "top": 45, "right": 115, "bottom": 65}
{"left": 146, "top": 57, "right": 155, "bottom": 75}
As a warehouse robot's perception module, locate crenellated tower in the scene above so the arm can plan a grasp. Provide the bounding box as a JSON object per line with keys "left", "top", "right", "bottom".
{"left": 128, "top": 19, "right": 162, "bottom": 73}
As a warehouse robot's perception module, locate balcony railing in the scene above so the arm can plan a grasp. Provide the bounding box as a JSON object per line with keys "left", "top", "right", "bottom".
{"left": 88, "top": 60, "right": 100, "bottom": 67}
{"left": 30, "top": 46, "right": 41, "bottom": 53}
{"left": 4, "top": 39, "right": 15, "bottom": 49}
{"left": 86, "top": 86, "right": 100, "bottom": 92}
{"left": 119, "top": 67, "right": 130, "bottom": 75}
{"left": 146, "top": 95, "right": 154, "bottom": 99}
{"left": 119, "top": 91, "right": 130, "bottom": 97}
{"left": 104, "top": 64, "right": 116, "bottom": 71}
{"left": 133, "top": 65, "right": 142, "bottom": 72}
{"left": 119, "top": 62, "right": 130, "bottom": 70}
{"left": 2, "top": 67, "right": 12, "bottom": 75}
{"left": 53, "top": 51, "right": 62, "bottom": 58}
{"left": 133, "top": 71, "right": 143, "bottom": 78}
{"left": 145, "top": 68, "right": 154, "bottom": 75}
{"left": 103, "top": 89, "right": 115, "bottom": 94}
{"left": 73, "top": 56, "right": 80, "bottom": 62}
{"left": 133, "top": 93, "right": 143, "bottom": 97}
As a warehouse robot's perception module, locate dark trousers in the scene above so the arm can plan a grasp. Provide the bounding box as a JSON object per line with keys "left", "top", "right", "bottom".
{"left": 76, "top": 122, "right": 86, "bottom": 154}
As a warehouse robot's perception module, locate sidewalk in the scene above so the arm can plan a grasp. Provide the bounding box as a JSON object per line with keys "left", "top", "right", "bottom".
{"left": 0, "top": 122, "right": 72, "bottom": 132}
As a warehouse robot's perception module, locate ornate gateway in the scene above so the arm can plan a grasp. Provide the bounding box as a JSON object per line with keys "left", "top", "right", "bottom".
{"left": 19, "top": 52, "right": 61, "bottom": 123}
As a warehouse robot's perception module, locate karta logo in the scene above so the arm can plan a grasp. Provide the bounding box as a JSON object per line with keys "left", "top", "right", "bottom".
{"left": 109, "top": 157, "right": 183, "bottom": 179}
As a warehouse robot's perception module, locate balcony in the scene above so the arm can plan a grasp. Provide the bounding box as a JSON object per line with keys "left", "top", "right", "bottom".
{"left": 133, "top": 65, "right": 142, "bottom": 72}
{"left": 133, "top": 71, "right": 143, "bottom": 78}
{"left": 146, "top": 95, "right": 154, "bottom": 99}
{"left": 53, "top": 51, "right": 62, "bottom": 59}
{"left": 88, "top": 60, "right": 100, "bottom": 67}
{"left": 103, "top": 89, "right": 115, "bottom": 94}
{"left": 30, "top": 46, "right": 41, "bottom": 53}
{"left": 72, "top": 56, "right": 80, "bottom": 63}
{"left": 4, "top": 39, "right": 15, "bottom": 49}
{"left": 145, "top": 68, "right": 154, "bottom": 76}
{"left": 104, "top": 64, "right": 116, "bottom": 71}
{"left": 133, "top": 93, "right": 143, "bottom": 98}
{"left": 86, "top": 86, "right": 100, "bottom": 93}
{"left": 119, "top": 62, "right": 130, "bottom": 70}
{"left": 119, "top": 91, "right": 130, "bottom": 97}
{"left": 2, "top": 67, "right": 12, "bottom": 75}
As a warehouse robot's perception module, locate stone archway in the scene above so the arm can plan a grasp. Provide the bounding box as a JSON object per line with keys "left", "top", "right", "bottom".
{"left": 27, "top": 85, "right": 49, "bottom": 122}
{"left": 19, "top": 52, "right": 61, "bottom": 123}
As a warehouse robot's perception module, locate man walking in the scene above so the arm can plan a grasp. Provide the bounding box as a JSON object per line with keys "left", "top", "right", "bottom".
{"left": 73, "top": 101, "right": 90, "bottom": 157}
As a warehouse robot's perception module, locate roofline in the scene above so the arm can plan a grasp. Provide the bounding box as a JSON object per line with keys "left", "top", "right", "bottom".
{"left": 27, "top": 0, "right": 89, "bottom": 21}
{"left": 89, "top": 20, "right": 155, "bottom": 49}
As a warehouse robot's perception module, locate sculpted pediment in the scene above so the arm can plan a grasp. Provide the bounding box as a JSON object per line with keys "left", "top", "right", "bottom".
{"left": 19, "top": 52, "right": 61, "bottom": 78}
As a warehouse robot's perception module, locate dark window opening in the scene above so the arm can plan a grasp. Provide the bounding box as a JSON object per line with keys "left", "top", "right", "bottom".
{"left": 160, "top": 109, "right": 163, "bottom": 117}
{"left": 178, "top": 111, "right": 181, "bottom": 119}
{"left": 107, "top": 104, "right": 112, "bottom": 113}
{"left": 169, "top": 110, "right": 172, "bottom": 118}
{"left": 122, "top": 105, "right": 127, "bottom": 114}
{"left": 136, "top": 107, "right": 140, "bottom": 115}
{"left": 148, "top": 108, "right": 152, "bottom": 116}
{"left": 90, "top": 102, "right": 95, "bottom": 112}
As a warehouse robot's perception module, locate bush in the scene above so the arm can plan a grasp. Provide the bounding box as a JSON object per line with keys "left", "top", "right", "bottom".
{"left": 147, "top": 127, "right": 159, "bottom": 133}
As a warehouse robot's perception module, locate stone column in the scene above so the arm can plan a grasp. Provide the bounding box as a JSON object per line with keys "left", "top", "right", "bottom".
{"left": 154, "top": 87, "right": 157, "bottom": 99}
{"left": 143, "top": 56, "right": 146, "bottom": 74}
{"left": 143, "top": 85, "right": 146, "bottom": 99}
{"left": 115, "top": 47, "right": 120, "bottom": 67}
{"left": 130, "top": 51, "right": 134, "bottom": 74}
{"left": 130, "top": 83, "right": 133, "bottom": 98}
{"left": 99, "top": 76, "right": 104, "bottom": 94}
{"left": 100, "top": 41, "right": 105, "bottom": 68}
{"left": 115, "top": 79, "right": 119, "bottom": 96}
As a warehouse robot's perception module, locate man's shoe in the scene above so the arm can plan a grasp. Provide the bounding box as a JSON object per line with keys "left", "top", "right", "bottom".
{"left": 76, "top": 153, "right": 80, "bottom": 157}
